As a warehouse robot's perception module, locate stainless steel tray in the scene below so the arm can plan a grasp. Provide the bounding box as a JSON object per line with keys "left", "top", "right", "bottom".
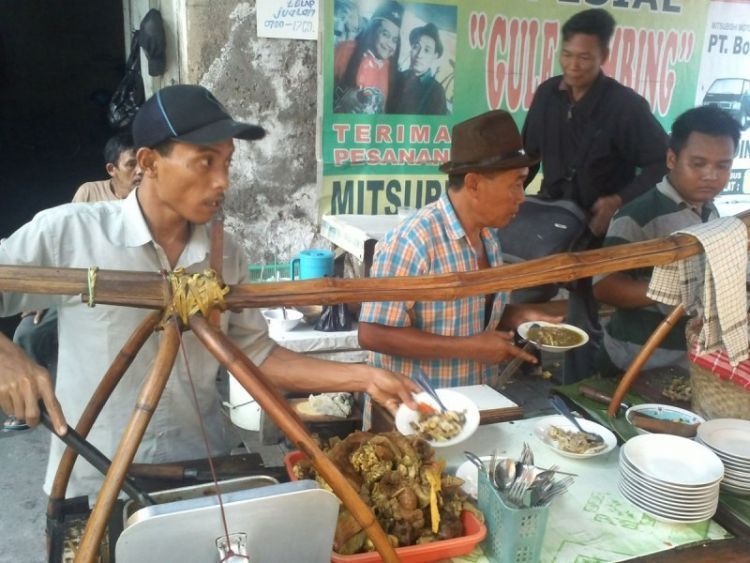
{"left": 122, "top": 474, "right": 278, "bottom": 522}
{"left": 116, "top": 479, "right": 339, "bottom": 563}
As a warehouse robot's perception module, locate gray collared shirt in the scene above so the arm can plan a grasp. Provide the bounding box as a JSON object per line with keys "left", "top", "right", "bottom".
{"left": 0, "top": 189, "right": 276, "bottom": 498}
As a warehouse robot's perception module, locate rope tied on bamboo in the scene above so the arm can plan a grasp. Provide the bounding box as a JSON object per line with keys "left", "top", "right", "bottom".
{"left": 87, "top": 266, "right": 98, "bottom": 307}
{"left": 162, "top": 268, "right": 229, "bottom": 326}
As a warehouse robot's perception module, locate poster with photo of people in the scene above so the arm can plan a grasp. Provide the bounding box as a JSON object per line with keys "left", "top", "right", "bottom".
{"left": 332, "top": 0, "right": 456, "bottom": 115}
{"left": 319, "top": 0, "right": 747, "bottom": 217}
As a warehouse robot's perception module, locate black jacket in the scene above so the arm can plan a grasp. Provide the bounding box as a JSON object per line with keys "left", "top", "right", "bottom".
{"left": 522, "top": 73, "right": 668, "bottom": 210}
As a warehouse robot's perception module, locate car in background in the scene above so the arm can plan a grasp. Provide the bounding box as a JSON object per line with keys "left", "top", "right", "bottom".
{"left": 703, "top": 78, "right": 750, "bottom": 129}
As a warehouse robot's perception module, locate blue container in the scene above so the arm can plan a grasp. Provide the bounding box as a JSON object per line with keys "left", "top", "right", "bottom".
{"left": 290, "top": 249, "right": 334, "bottom": 280}
{"left": 477, "top": 471, "right": 549, "bottom": 563}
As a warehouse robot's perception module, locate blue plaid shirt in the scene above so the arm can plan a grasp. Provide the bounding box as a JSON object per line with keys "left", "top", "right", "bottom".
{"left": 360, "top": 193, "right": 508, "bottom": 388}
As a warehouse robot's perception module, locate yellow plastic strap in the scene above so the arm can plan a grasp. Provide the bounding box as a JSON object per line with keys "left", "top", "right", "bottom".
{"left": 163, "top": 267, "right": 229, "bottom": 325}
{"left": 87, "top": 266, "right": 99, "bottom": 307}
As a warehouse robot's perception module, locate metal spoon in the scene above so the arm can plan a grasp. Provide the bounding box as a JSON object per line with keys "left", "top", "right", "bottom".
{"left": 493, "top": 457, "right": 517, "bottom": 492}
{"left": 549, "top": 395, "right": 604, "bottom": 444}
{"left": 414, "top": 369, "right": 448, "bottom": 412}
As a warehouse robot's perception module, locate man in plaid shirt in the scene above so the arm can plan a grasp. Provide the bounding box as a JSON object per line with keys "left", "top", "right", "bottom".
{"left": 359, "top": 110, "right": 560, "bottom": 392}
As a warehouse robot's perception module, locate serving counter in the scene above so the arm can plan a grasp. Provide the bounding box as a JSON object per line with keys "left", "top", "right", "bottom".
{"left": 443, "top": 416, "right": 736, "bottom": 562}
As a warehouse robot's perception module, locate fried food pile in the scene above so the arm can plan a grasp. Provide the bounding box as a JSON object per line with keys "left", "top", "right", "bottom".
{"left": 293, "top": 431, "right": 472, "bottom": 554}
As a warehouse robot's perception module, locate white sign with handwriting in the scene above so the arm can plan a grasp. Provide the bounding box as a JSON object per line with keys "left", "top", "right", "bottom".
{"left": 257, "top": 0, "right": 318, "bottom": 40}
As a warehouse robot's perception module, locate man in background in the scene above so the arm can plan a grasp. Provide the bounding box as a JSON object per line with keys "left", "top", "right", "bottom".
{"left": 522, "top": 8, "right": 668, "bottom": 381}
{"left": 593, "top": 106, "right": 740, "bottom": 376}
{"left": 73, "top": 132, "right": 141, "bottom": 202}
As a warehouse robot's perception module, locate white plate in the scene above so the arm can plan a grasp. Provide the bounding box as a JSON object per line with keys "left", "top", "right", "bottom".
{"left": 619, "top": 456, "right": 721, "bottom": 494}
{"left": 697, "top": 419, "right": 750, "bottom": 459}
{"left": 516, "top": 321, "right": 589, "bottom": 352}
{"left": 395, "top": 389, "right": 480, "bottom": 448}
{"left": 623, "top": 434, "right": 724, "bottom": 486}
{"left": 619, "top": 449, "right": 722, "bottom": 491}
{"left": 618, "top": 480, "right": 718, "bottom": 514}
{"left": 618, "top": 482, "right": 717, "bottom": 523}
{"left": 533, "top": 415, "right": 616, "bottom": 458}
{"left": 455, "top": 456, "right": 491, "bottom": 498}
{"left": 625, "top": 403, "right": 705, "bottom": 436}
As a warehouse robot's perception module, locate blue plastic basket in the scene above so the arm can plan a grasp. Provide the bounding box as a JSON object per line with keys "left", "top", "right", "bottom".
{"left": 477, "top": 471, "right": 550, "bottom": 563}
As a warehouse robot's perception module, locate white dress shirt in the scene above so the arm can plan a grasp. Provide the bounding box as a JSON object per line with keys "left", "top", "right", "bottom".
{"left": 0, "top": 189, "right": 276, "bottom": 498}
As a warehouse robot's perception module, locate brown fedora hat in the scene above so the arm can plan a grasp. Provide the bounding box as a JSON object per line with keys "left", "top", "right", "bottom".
{"left": 439, "top": 110, "right": 539, "bottom": 174}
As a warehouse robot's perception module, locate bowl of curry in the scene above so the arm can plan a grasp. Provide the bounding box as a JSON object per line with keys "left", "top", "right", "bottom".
{"left": 517, "top": 321, "right": 589, "bottom": 352}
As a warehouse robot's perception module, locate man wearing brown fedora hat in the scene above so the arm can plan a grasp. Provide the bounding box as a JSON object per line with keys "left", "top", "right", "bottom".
{"left": 359, "top": 110, "right": 561, "bottom": 393}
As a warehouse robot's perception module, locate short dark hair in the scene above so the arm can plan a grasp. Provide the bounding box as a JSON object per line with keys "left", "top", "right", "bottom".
{"left": 152, "top": 139, "right": 177, "bottom": 156}
{"left": 447, "top": 173, "right": 466, "bottom": 190}
{"left": 669, "top": 105, "right": 741, "bottom": 154}
{"left": 409, "top": 23, "right": 443, "bottom": 58}
{"left": 103, "top": 133, "right": 135, "bottom": 166}
{"left": 562, "top": 9, "right": 616, "bottom": 51}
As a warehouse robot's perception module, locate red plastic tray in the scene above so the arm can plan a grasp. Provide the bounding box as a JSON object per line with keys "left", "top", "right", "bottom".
{"left": 284, "top": 451, "right": 486, "bottom": 563}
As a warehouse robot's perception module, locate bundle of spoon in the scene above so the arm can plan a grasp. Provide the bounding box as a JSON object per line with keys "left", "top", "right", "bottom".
{"left": 464, "top": 442, "right": 575, "bottom": 507}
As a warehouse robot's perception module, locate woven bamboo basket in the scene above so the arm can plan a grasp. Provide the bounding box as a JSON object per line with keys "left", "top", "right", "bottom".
{"left": 690, "top": 362, "right": 750, "bottom": 420}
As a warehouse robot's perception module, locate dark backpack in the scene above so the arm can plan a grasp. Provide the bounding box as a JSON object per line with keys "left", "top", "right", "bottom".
{"left": 496, "top": 196, "right": 590, "bottom": 303}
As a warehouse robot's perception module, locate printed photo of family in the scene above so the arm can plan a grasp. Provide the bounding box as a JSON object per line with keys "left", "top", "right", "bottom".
{"left": 332, "top": 0, "right": 457, "bottom": 115}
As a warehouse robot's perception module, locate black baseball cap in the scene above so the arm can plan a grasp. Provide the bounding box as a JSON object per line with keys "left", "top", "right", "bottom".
{"left": 139, "top": 9, "right": 166, "bottom": 77}
{"left": 132, "top": 84, "right": 266, "bottom": 148}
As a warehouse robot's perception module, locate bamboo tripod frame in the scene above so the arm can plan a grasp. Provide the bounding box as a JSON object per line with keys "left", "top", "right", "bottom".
{"left": 2, "top": 211, "right": 746, "bottom": 562}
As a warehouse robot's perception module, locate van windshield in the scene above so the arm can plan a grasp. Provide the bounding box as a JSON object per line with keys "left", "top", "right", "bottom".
{"left": 708, "top": 78, "right": 744, "bottom": 95}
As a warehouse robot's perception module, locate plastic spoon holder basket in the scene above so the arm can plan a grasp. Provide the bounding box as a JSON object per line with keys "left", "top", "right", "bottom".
{"left": 477, "top": 470, "right": 550, "bottom": 563}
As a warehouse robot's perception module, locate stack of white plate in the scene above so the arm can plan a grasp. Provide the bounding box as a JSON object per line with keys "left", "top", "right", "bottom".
{"left": 618, "top": 434, "right": 723, "bottom": 523}
{"left": 697, "top": 418, "right": 750, "bottom": 496}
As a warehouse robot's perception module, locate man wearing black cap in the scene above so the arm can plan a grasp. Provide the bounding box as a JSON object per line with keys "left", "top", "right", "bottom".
{"left": 0, "top": 84, "right": 418, "bottom": 498}
{"left": 388, "top": 22, "right": 448, "bottom": 115}
{"left": 359, "top": 110, "right": 559, "bottom": 393}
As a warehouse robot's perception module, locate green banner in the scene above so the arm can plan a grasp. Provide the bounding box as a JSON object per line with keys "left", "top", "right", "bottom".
{"left": 320, "top": 0, "right": 750, "bottom": 216}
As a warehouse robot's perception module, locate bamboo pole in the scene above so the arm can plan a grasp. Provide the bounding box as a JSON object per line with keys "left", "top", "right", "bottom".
{"left": 48, "top": 311, "right": 162, "bottom": 503}
{"left": 189, "top": 315, "right": 399, "bottom": 563}
{"left": 607, "top": 305, "right": 687, "bottom": 417}
{"left": 2, "top": 214, "right": 749, "bottom": 308}
{"left": 75, "top": 320, "right": 181, "bottom": 563}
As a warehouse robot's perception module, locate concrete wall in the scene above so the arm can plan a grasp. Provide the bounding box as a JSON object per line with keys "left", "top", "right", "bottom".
{"left": 126, "top": 0, "right": 323, "bottom": 266}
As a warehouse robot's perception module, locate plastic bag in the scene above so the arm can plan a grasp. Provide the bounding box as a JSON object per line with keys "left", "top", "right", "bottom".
{"left": 107, "top": 31, "right": 145, "bottom": 130}
{"left": 315, "top": 303, "right": 353, "bottom": 332}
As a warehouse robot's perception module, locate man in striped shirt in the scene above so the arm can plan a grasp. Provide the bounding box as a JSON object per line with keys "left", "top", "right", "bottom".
{"left": 593, "top": 106, "right": 741, "bottom": 376}
{"left": 359, "top": 110, "right": 560, "bottom": 390}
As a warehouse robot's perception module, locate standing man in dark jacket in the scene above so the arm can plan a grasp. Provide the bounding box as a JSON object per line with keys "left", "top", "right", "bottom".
{"left": 522, "top": 8, "right": 668, "bottom": 382}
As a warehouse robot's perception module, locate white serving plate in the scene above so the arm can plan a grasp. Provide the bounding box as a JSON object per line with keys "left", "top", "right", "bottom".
{"left": 517, "top": 321, "right": 589, "bottom": 352}
{"left": 697, "top": 419, "right": 750, "bottom": 459}
{"left": 395, "top": 389, "right": 480, "bottom": 448}
{"left": 619, "top": 451, "right": 722, "bottom": 492}
{"left": 618, "top": 468, "right": 720, "bottom": 505}
{"left": 533, "top": 415, "right": 616, "bottom": 459}
{"left": 618, "top": 480, "right": 718, "bottom": 514}
{"left": 618, "top": 482, "right": 718, "bottom": 523}
{"left": 622, "top": 434, "right": 724, "bottom": 486}
{"left": 625, "top": 403, "right": 704, "bottom": 436}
